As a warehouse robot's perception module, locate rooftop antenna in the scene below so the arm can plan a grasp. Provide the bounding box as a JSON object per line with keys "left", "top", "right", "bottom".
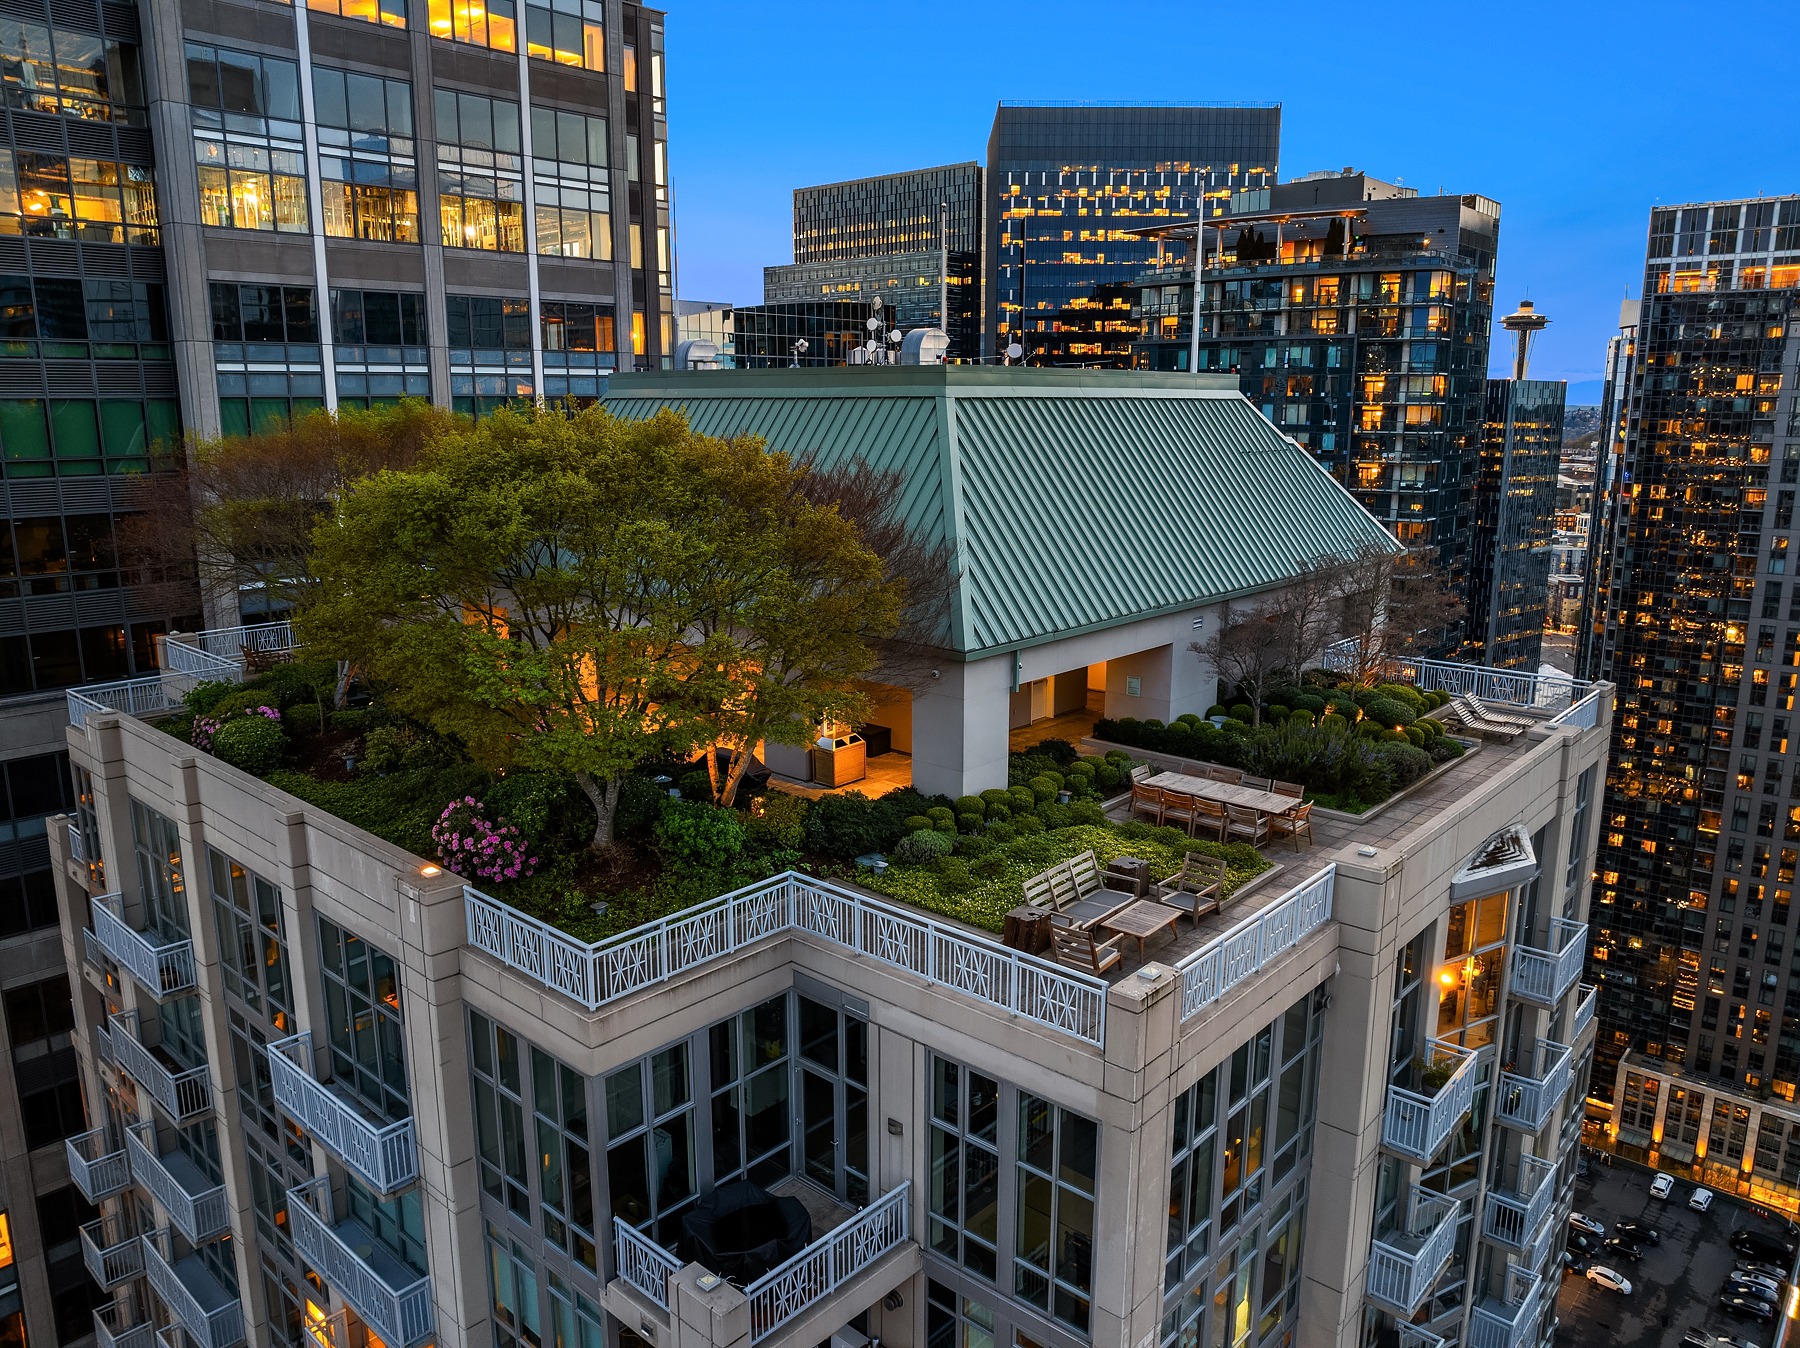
{"left": 1499, "top": 300, "right": 1550, "bottom": 381}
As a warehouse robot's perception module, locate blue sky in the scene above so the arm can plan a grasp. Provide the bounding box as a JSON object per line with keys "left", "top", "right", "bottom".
{"left": 663, "top": 0, "right": 1800, "bottom": 404}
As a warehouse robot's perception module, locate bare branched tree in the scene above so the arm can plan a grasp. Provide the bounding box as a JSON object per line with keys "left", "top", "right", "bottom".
{"left": 1191, "top": 600, "right": 1292, "bottom": 725}
{"left": 1334, "top": 542, "right": 1463, "bottom": 686}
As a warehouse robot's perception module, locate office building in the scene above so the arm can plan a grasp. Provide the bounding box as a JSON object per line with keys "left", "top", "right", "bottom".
{"left": 1130, "top": 170, "right": 1503, "bottom": 653}
{"left": 986, "top": 103, "right": 1279, "bottom": 366}
{"left": 51, "top": 366, "right": 1610, "bottom": 1348}
{"left": 729, "top": 300, "right": 874, "bottom": 368}
{"left": 1582, "top": 196, "right": 1800, "bottom": 1209}
{"left": 1574, "top": 304, "right": 1640, "bottom": 685}
{"left": 763, "top": 164, "right": 981, "bottom": 361}
{"left": 675, "top": 300, "right": 734, "bottom": 366}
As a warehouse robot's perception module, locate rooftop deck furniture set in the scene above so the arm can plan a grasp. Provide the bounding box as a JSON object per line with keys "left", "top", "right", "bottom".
{"left": 1135, "top": 772, "right": 1314, "bottom": 853}
{"left": 1024, "top": 849, "right": 1233, "bottom": 973}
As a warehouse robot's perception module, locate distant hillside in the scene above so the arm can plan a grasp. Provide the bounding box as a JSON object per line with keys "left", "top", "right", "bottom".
{"left": 1563, "top": 405, "right": 1602, "bottom": 449}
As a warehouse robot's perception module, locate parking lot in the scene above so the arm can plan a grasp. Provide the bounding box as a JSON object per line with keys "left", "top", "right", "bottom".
{"left": 1554, "top": 1159, "right": 1796, "bottom": 1347}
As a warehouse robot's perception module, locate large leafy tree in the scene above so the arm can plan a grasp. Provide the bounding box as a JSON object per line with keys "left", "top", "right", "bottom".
{"left": 300, "top": 406, "right": 898, "bottom": 843}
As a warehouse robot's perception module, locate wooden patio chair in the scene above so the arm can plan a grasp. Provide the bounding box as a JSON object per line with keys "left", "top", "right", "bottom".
{"left": 1049, "top": 916, "right": 1123, "bottom": 975}
{"left": 1225, "top": 804, "right": 1269, "bottom": 848}
{"left": 1191, "top": 798, "right": 1228, "bottom": 843}
{"left": 1130, "top": 762, "right": 1154, "bottom": 783}
{"left": 1160, "top": 791, "right": 1200, "bottom": 836}
{"left": 1130, "top": 784, "right": 1165, "bottom": 825}
{"left": 1209, "top": 766, "right": 1243, "bottom": 785}
{"left": 1241, "top": 774, "right": 1273, "bottom": 792}
{"left": 1272, "top": 780, "right": 1304, "bottom": 800}
{"left": 1267, "top": 802, "right": 1314, "bottom": 852}
{"left": 1155, "top": 853, "right": 1226, "bottom": 926}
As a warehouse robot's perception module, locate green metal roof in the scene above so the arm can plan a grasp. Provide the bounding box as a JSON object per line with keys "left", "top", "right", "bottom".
{"left": 604, "top": 367, "right": 1397, "bottom": 659}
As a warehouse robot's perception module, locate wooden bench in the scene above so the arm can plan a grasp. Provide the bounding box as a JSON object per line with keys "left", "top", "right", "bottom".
{"left": 1154, "top": 853, "right": 1226, "bottom": 927}
{"left": 1022, "top": 851, "right": 1135, "bottom": 930}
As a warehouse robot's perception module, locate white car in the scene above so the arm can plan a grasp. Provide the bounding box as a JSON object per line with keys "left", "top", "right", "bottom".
{"left": 1586, "top": 1264, "right": 1633, "bottom": 1295}
{"left": 1651, "top": 1173, "right": 1675, "bottom": 1199}
{"left": 1691, "top": 1186, "right": 1716, "bottom": 1211}
{"left": 1569, "top": 1211, "right": 1607, "bottom": 1237}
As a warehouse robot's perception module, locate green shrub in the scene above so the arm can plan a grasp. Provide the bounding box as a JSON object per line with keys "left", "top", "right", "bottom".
{"left": 1288, "top": 709, "right": 1314, "bottom": 727}
{"left": 1403, "top": 725, "right": 1427, "bottom": 748}
{"left": 212, "top": 715, "right": 286, "bottom": 774}
{"left": 1067, "top": 801, "right": 1106, "bottom": 827}
{"left": 1031, "top": 738, "right": 1079, "bottom": 766}
{"left": 1025, "top": 776, "right": 1059, "bottom": 803}
{"left": 1356, "top": 718, "right": 1388, "bottom": 739}
{"left": 954, "top": 795, "right": 985, "bottom": 818}
{"left": 952, "top": 833, "right": 993, "bottom": 858}
{"left": 329, "top": 708, "right": 374, "bottom": 735}
{"left": 1267, "top": 704, "right": 1290, "bottom": 722}
{"left": 926, "top": 805, "right": 957, "bottom": 831}
{"left": 980, "top": 788, "right": 1012, "bottom": 809}
{"left": 484, "top": 772, "right": 585, "bottom": 851}
{"left": 615, "top": 774, "right": 670, "bottom": 836}
{"left": 363, "top": 724, "right": 441, "bottom": 773}
{"left": 284, "top": 704, "right": 323, "bottom": 737}
{"left": 986, "top": 822, "right": 1017, "bottom": 845}
{"left": 1428, "top": 737, "right": 1466, "bottom": 764}
{"left": 956, "top": 811, "right": 986, "bottom": 834}
{"left": 206, "top": 687, "right": 282, "bottom": 719}
{"left": 1229, "top": 704, "right": 1254, "bottom": 722}
{"left": 183, "top": 680, "right": 238, "bottom": 716}
{"left": 1093, "top": 761, "right": 1122, "bottom": 790}
{"left": 267, "top": 764, "right": 490, "bottom": 856}
{"left": 1007, "top": 785, "right": 1037, "bottom": 814}
{"left": 747, "top": 791, "right": 810, "bottom": 850}
{"left": 1037, "top": 802, "right": 1074, "bottom": 831}
{"left": 804, "top": 792, "right": 888, "bottom": 859}
{"left": 654, "top": 800, "right": 746, "bottom": 871}
{"left": 1293, "top": 692, "right": 1327, "bottom": 715}
{"left": 1319, "top": 712, "right": 1348, "bottom": 732}
{"left": 263, "top": 659, "right": 338, "bottom": 709}
{"left": 1103, "top": 749, "right": 1131, "bottom": 763}
{"left": 1375, "top": 681, "right": 1429, "bottom": 715}
{"left": 1426, "top": 689, "right": 1451, "bottom": 709}
{"left": 903, "top": 815, "right": 933, "bottom": 833}
{"left": 1141, "top": 718, "right": 1165, "bottom": 732}
{"left": 1205, "top": 705, "right": 1229, "bottom": 719}
{"left": 1374, "top": 742, "right": 1434, "bottom": 792}
{"left": 1361, "top": 696, "right": 1416, "bottom": 727}
{"left": 1013, "top": 814, "right": 1046, "bottom": 835}
{"left": 930, "top": 856, "right": 974, "bottom": 893}
{"left": 1326, "top": 697, "right": 1361, "bottom": 719}
{"left": 893, "top": 829, "right": 954, "bottom": 866}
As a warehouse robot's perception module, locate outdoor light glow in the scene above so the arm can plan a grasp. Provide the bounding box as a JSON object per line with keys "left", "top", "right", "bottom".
{"left": 1438, "top": 970, "right": 1457, "bottom": 987}
{"left": 420, "top": 864, "right": 441, "bottom": 877}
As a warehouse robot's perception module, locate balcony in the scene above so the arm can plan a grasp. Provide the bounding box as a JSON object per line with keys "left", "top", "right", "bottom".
{"left": 1525, "top": 1196, "right": 1562, "bottom": 1275}
{"left": 1382, "top": 1041, "right": 1480, "bottom": 1163}
{"left": 126, "top": 1121, "right": 230, "bottom": 1243}
{"left": 1495, "top": 1040, "right": 1571, "bottom": 1133}
{"left": 110, "top": 1012, "right": 212, "bottom": 1124}
{"left": 1510, "top": 918, "right": 1587, "bottom": 1007}
{"left": 66, "top": 1127, "right": 131, "bottom": 1203}
{"left": 1573, "top": 983, "right": 1597, "bottom": 1039}
{"left": 1397, "top": 1330, "right": 1448, "bottom": 1348}
{"left": 80, "top": 1216, "right": 144, "bottom": 1289}
{"left": 88, "top": 894, "right": 196, "bottom": 1001}
{"left": 1481, "top": 1155, "right": 1557, "bottom": 1250}
{"left": 142, "top": 1228, "right": 245, "bottom": 1348}
{"left": 1467, "top": 1267, "right": 1544, "bottom": 1348}
{"left": 609, "top": 1182, "right": 914, "bottom": 1341}
{"left": 93, "top": 1303, "right": 156, "bottom": 1348}
{"left": 268, "top": 1033, "right": 418, "bottom": 1195}
{"left": 288, "top": 1179, "right": 433, "bottom": 1347}
{"left": 1366, "top": 1187, "right": 1459, "bottom": 1316}
{"left": 67, "top": 819, "right": 86, "bottom": 865}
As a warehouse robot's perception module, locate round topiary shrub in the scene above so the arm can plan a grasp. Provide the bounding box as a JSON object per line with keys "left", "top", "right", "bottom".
{"left": 1319, "top": 711, "right": 1348, "bottom": 732}
{"left": 1268, "top": 704, "right": 1290, "bottom": 723}
{"left": 212, "top": 714, "right": 286, "bottom": 774}
{"left": 1362, "top": 696, "right": 1416, "bottom": 728}
{"left": 1067, "top": 801, "right": 1106, "bottom": 827}
{"left": 956, "top": 811, "right": 986, "bottom": 834}
{"left": 903, "top": 815, "right": 933, "bottom": 833}
{"left": 1230, "top": 704, "right": 1254, "bottom": 722}
{"left": 1294, "top": 692, "right": 1328, "bottom": 715}
{"left": 1013, "top": 814, "right": 1046, "bottom": 835}
{"left": 1026, "top": 775, "right": 1060, "bottom": 803}
{"left": 1205, "top": 705, "right": 1229, "bottom": 719}
{"left": 1007, "top": 785, "right": 1037, "bottom": 814}
{"left": 1289, "top": 709, "right": 1314, "bottom": 727}
{"left": 980, "top": 788, "right": 1013, "bottom": 810}
{"left": 1327, "top": 697, "right": 1361, "bottom": 719}
{"left": 986, "top": 822, "right": 1017, "bottom": 845}
{"left": 1404, "top": 725, "right": 1427, "bottom": 748}
{"left": 926, "top": 805, "right": 956, "bottom": 831}
{"left": 1141, "top": 718, "right": 1166, "bottom": 732}
{"left": 893, "top": 829, "right": 955, "bottom": 866}
{"left": 983, "top": 799, "right": 1012, "bottom": 821}
{"left": 954, "top": 795, "right": 985, "bottom": 818}
{"left": 1356, "top": 718, "right": 1388, "bottom": 739}
{"left": 1093, "top": 761, "right": 1122, "bottom": 790}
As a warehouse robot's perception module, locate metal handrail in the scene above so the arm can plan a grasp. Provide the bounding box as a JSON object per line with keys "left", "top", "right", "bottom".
{"left": 466, "top": 872, "right": 1108, "bottom": 1047}
{"left": 126, "top": 1121, "right": 230, "bottom": 1243}
{"left": 1321, "top": 639, "right": 1589, "bottom": 712}
{"left": 288, "top": 1179, "right": 433, "bottom": 1347}
{"left": 89, "top": 893, "right": 197, "bottom": 1000}
{"left": 745, "top": 1183, "right": 911, "bottom": 1341}
{"left": 67, "top": 676, "right": 180, "bottom": 728}
{"left": 1573, "top": 983, "right": 1598, "bottom": 1039}
{"left": 268, "top": 1032, "right": 418, "bottom": 1194}
{"left": 1496, "top": 1040, "right": 1572, "bottom": 1133}
{"left": 93, "top": 1302, "right": 156, "bottom": 1348}
{"left": 1366, "top": 1186, "right": 1458, "bottom": 1315}
{"left": 1510, "top": 918, "right": 1587, "bottom": 1007}
{"left": 109, "top": 1011, "right": 211, "bottom": 1123}
{"left": 612, "top": 1218, "right": 681, "bottom": 1310}
{"left": 65, "top": 1126, "right": 130, "bottom": 1203}
{"left": 1481, "top": 1154, "right": 1558, "bottom": 1248}
{"left": 1382, "top": 1040, "right": 1480, "bottom": 1162}
{"left": 141, "top": 1228, "right": 245, "bottom": 1348}
{"left": 1177, "top": 865, "right": 1335, "bottom": 1020}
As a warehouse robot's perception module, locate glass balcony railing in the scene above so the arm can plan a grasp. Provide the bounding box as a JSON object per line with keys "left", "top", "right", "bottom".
{"left": 1481, "top": 1155, "right": 1558, "bottom": 1250}
{"left": 1365, "top": 1187, "right": 1459, "bottom": 1315}
{"left": 126, "top": 1121, "right": 230, "bottom": 1243}
{"left": 288, "top": 1180, "right": 433, "bottom": 1348}
{"left": 109, "top": 1012, "right": 212, "bottom": 1124}
{"left": 93, "top": 1302, "right": 156, "bottom": 1348}
{"left": 1495, "top": 1040, "right": 1572, "bottom": 1133}
{"left": 142, "top": 1228, "right": 246, "bottom": 1348}
{"left": 1573, "top": 983, "right": 1597, "bottom": 1039}
{"left": 268, "top": 1033, "right": 418, "bottom": 1195}
{"left": 1468, "top": 1267, "right": 1544, "bottom": 1348}
{"left": 80, "top": 1216, "right": 143, "bottom": 1289}
{"left": 1510, "top": 919, "right": 1587, "bottom": 1007}
{"left": 1382, "top": 1041, "right": 1479, "bottom": 1163}
{"left": 65, "top": 1127, "right": 131, "bottom": 1203}
{"left": 88, "top": 894, "right": 197, "bottom": 1000}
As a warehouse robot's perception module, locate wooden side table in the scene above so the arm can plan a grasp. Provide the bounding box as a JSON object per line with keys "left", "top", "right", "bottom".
{"left": 1004, "top": 905, "right": 1054, "bottom": 954}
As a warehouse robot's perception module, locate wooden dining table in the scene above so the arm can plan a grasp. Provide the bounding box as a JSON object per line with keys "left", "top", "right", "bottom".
{"left": 1144, "top": 771, "right": 1298, "bottom": 816}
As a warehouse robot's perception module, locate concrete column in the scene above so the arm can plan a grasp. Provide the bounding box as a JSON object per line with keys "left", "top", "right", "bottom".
{"left": 670, "top": 1267, "right": 751, "bottom": 1348}
{"left": 909, "top": 655, "right": 1011, "bottom": 797}
{"left": 1650, "top": 1072, "right": 1672, "bottom": 1150}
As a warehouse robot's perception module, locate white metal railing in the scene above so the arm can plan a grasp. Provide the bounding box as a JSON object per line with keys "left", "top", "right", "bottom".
{"left": 288, "top": 1179, "right": 433, "bottom": 1347}
{"left": 1573, "top": 983, "right": 1597, "bottom": 1039}
{"left": 1509, "top": 918, "right": 1588, "bottom": 1007}
{"left": 80, "top": 1217, "right": 143, "bottom": 1288}
{"left": 160, "top": 639, "right": 241, "bottom": 681}
{"left": 110, "top": 1011, "right": 212, "bottom": 1123}
{"left": 1547, "top": 685, "right": 1606, "bottom": 729}
{"left": 1468, "top": 1266, "right": 1543, "bottom": 1348}
{"left": 67, "top": 819, "right": 86, "bottom": 864}
{"left": 142, "top": 1229, "right": 245, "bottom": 1348}
{"left": 1398, "top": 1329, "right": 1449, "bottom": 1348}
{"left": 64, "top": 621, "right": 297, "bottom": 729}
{"left": 1179, "top": 865, "right": 1336, "bottom": 1021}
{"left": 1365, "top": 1187, "right": 1459, "bottom": 1315}
{"left": 187, "top": 622, "right": 298, "bottom": 660}
{"left": 745, "top": 1183, "right": 911, "bottom": 1341}
{"left": 127, "top": 1121, "right": 230, "bottom": 1243}
{"left": 93, "top": 1302, "right": 156, "bottom": 1348}
{"left": 90, "top": 893, "right": 197, "bottom": 999}
{"left": 1525, "top": 1197, "right": 1561, "bottom": 1275}
{"left": 65, "top": 1127, "right": 130, "bottom": 1203}
{"left": 612, "top": 1219, "right": 682, "bottom": 1310}
{"left": 96, "top": 1024, "right": 114, "bottom": 1064}
{"left": 1496, "top": 1040, "right": 1572, "bottom": 1133}
{"left": 268, "top": 1033, "right": 418, "bottom": 1195}
{"left": 1481, "top": 1155, "right": 1558, "bottom": 1249}
{"left": 1321, "top": 639, "right": 1587, "bottom": 711}
{"left": 1382, "top": 1040, "right": 1480, "bottom": 1162}
{"left": 68, "top": 675, "right": 182, "bottom": 728}
{"left": 467, "top": 872, "right": 1109, "bottom": 1047}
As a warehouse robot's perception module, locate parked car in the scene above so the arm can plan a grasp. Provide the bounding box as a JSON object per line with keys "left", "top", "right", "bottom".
{"left": 1567, "top": 1233, "right": 1598, "bottom": 1257}
{"left": 1732, "top": 1228, "right": 1796, "bottom": 1261}
{"left": 1569, "top": 1211, "right": 1606, "bottom": 1237}
{"left": 1726, "top": 1272, "right": 1782, "bottom": 1302}
{"left": 1737, "top": 1259, "right": 1789, "bottom": 1283}
{"left": 1691, "top": 1186, "right": 1716, "bottom": 1211}
{"left": 1680, "top": 1334, "right": 1722, "bottom": 1348}
{"left": 1602, "top": 1237, "right": 1643, "bottom": 1263}
{"left": 1719, "top": 1292, "right": 1777, "bottom": 1322}
{"left": 1586, "top": 1265, "right": 1633, "bottom": 1294}
{"left": 1615, "top": 1220, "right": 1661, "bottom": 1246}
{"left": 1651, "top": 1173, "right": 1676, "bottom": 1199}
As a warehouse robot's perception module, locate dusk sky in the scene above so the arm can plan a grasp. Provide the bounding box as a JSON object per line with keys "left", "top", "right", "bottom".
{"left": 663, "top": 0, "right": 1800, "bottom": 403}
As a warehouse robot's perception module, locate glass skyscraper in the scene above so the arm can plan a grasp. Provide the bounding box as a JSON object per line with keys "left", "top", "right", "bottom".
{"left": 985, "top": 102, "right": 1279, "bottom": 366}
{"left": 1474, "top": 378, "right": 1564, "bottom": 669}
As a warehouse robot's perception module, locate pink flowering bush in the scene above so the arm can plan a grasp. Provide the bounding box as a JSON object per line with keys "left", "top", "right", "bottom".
{"left": 191, "top": 716, "right": 223, "bottom": 751}
{"left": 432, "top": 797, "right": 539, "bottom": 884}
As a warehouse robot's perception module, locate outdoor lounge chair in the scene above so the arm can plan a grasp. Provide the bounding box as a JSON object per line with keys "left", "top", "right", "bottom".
{"left": 1155, "top": 853, "right": 1226, "bottom": 926}
{"left": 1431, "top": 700, "right": 1520, "bottom": 743}
{"left": 1022, "top": 851, "right": 1135, "bottom": 929}
{"left": 1458, "top": 693, "right": 1535, "bottom": 731}
{"left": 1048, "top": 916, "right": 1123, "bottom": 975}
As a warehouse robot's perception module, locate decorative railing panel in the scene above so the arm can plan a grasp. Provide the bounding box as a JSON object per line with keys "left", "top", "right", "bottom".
{"left": 268, "top": 1032, "right": 418, "bottom": 1194}
{"left": 1496, "top": 1040, "right": 1572, "bottom": 1133}
{"left": 1481, "top": 1155, "right": 1558, "bottom": 1249}
{"left": 1547, "top": 686, "right": 1606, "bottom": 729}
{"left": 142, "top": 1230, "right": 246, "bottom": 1348}
{"left": 127, "top": 1122, "right": 230, "bottom": 1243}
{"left": 1382, "top": 1040, "right": 1479, "bottom": 1162}
{"left": 612, "top": 1219, "right": 682, "bottom": 1310}
{"left": 187, "top": 622, "right": 297, "bottom": 661}
{"left": 1322, "top": 640, "right": 1585, "bottom": 711}
{"left": 80, "top": 1218, "right": 143, "bottom": 1288}
{"left": 94, "top": 1302, "right": 156, "bottom": 1348}
{"left": 288, "top": 1180, "right": 433, "bottom": 1347}
{"left": 90, "top": 893, "right": 197, "bottom": 999}
{"left": 744, "top": 1183, "right": 911, "bottom": 1341}
{"left": 1573, "top": 983, "right": 1597, "bottom": 1039}
{"left": 1509, "top": 918, "right": 1587, "bottom": 1007}
{"left": 1397, "top": 1329, "right": 1449, "bottom": 1348}
{"left": 1365, "top": 1188, "right": 1458, "bottom": 1315}
{"left": 160, "top": 640, "right": 241, "bottom": 681}
{"left": 1467, "top": 1268, "right": 1543, "bottom": 1348}
{"left": 1179, "top": 866, "right": 1335, "bottom": 1021}
{"left": 68, "top": 676, "right": 182, "bottom": 729}
{"left": 67, "top": 819, "right": 85, "bottom": 864}
{"left": 110, "top": 1012, "right": 211, "bottom": 1123}
{"left": 65, "top": 1127, "right": 130, "bottom": 1203}
{"left": 467, "top": 874, "right": 1108, "bottom": 1047}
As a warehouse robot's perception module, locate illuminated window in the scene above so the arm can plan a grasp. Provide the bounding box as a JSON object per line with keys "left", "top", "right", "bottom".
{"left": 435, "top": 89, "right": 523, "bottom": 252}
{"left": 530, "top": 106, "right": 609, "bottom": 259}
{"left": 0, "top": 18, "right": 145, "bottom": 123}
{"left": 427, "top": 0, "right": 515, "bottom": 50}
{"left": 187, "top": 44, "right": 305, "bottom": 233}
{"left": 312, "top": 67, "right": 418, "bottom": 244}
{"left": 306, "top": 0, "right": 407, "bottom": 26}
{"left": 524, "top": 0, "right": 602, "bottom": 70}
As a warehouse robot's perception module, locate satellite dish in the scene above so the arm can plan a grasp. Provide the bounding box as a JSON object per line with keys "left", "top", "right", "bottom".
{"left": 866, "top": 316, "right": 881, "bottom": 332}
{"left": 865, "top": 339, "right": 879, "bottom": 353}
{"left": 1006, "top": 342, "right": 1024, "bottom": 361}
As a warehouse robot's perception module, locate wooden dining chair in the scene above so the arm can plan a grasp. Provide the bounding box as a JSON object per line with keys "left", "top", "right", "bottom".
{"left": 1049, "top": 916, "right": 1123, "bottom": 975}
{"left": 1191, "top": 798, "right": 1229, "bottom": 843}
{"left": 1160, "top": 791, "right": 1200, "bottom": 836}
{"left": 1209, "top": 766, "right": 1244, "bottom": 785}
{"left": 1130, "top": 762, "right": 1155, "bottom": 784}
{"left": 1241, "top": 774, "right": 1273, "bottom": 792}
{"left": 1226, "top": 804, "right": 1269, "bottom": 847}
{"left": 1268, "top": 802, "right": 1314, "bottom": 852}
{"left": 1130, "top": 784, "right": 1165, "bottom": 825}
{"left": 1272, "top": 780, "right": 1304, "bottom": 800}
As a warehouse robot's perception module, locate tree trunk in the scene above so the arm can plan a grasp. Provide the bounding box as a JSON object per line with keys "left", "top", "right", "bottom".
{"left": 334, "top": 660, "right": 352, "bottom": 708}
{"left": 575, "top": 770, "right": 621, "bottom": 847}
{"left": 718, "top": 747, "right": 752, "bottom": 807}
{"left": 704, "top": 748, "right": 723, "bottom": 803}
